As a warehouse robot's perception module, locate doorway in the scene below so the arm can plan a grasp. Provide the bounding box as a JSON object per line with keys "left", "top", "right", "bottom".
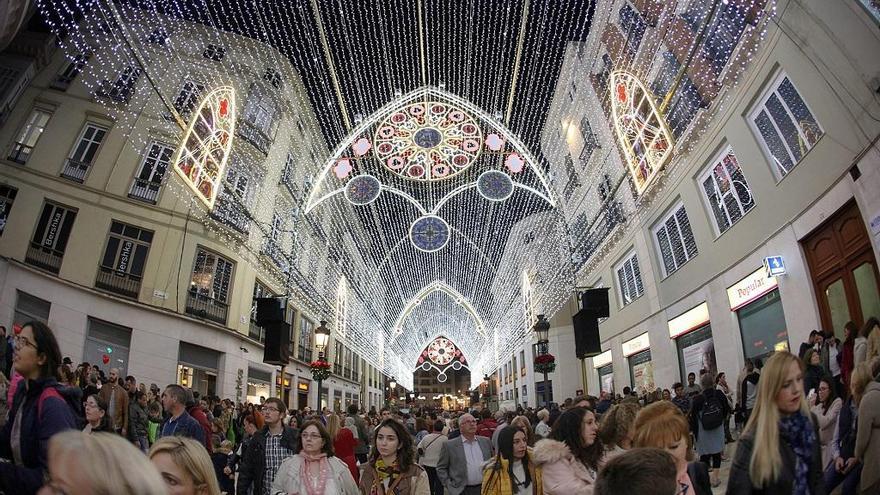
{"left": 802, "top": 200, "right": 880, "bottom": 338}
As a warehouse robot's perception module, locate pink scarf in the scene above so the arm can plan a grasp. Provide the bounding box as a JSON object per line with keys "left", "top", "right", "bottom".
{"left": 299, "top": 452, "right": 330, "bottom": 495}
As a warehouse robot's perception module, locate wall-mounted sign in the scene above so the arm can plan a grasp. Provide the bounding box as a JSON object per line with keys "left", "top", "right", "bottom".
{"left": 622, "top": 332, "right": 650, "bottom": 357}
{"left": 668, "top": 302, "right": 710, "bottom": 339}
{"left": 297, "top": 380, "right": 310, "bottom": 391}
{"left": 609, "top": 70, "right": 675, "bottom": 195}
{"left": 763, "top": 256, "right": 786, "bottom": 277}
{"left": 172, "top": 86, "right": 236, "bottom": 209}
{"left": 727, "top": 267, "right": 779, "bottom": 311}
{"left": 592, "top": 349, "right": 612, "bottom": 369}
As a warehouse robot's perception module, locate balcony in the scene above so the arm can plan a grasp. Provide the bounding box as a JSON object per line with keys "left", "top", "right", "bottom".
{"left": 261, "top": 239, "right": 288, "bottom": 271}
{"left": 50, "top": 75, "right": 74, "bottom": 91}
{"left": 185, "top": 290, "right": 229, "bottom": 325}
{"left": 95, "top": 267, "right": 142, "bottom": 299}
{"left": 60, "top": 159, "right": 91, "bottom": 183}
{"left": 96, "top": 80, "right": 134, "bottom": 103}
{"left": 128, "top": 178, "right": 161, "bottom": 204}
{"left": 209, "top": 200, "right": 250, "bottom": 234}
{"left": 248, "top": 319, "right": 266, "bottom": 343}
{"left": 237, "top": 119, "right": 272, "bottom": 155}
{"left": 25, "top": 242, "right": 63, "bottom": 274}
{"left": 7, "top": 142, "right": 32, "bottom": 164}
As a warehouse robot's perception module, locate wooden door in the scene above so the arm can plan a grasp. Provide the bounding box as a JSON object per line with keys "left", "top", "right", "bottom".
{"left": 802, "top": 200, "right": 880, "bottom": 338}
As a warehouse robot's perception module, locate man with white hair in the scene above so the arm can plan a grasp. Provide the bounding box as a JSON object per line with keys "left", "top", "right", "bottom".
{"left": 437, "top": 412, "right": 492, "bottom": 495}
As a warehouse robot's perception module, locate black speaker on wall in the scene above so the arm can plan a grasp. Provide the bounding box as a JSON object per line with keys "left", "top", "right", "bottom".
{"left": 263, "top": 321, "right": 291, "bottom": 366}
{"left": 572, "top": 309, "right": 602, "bottom": 359}
{"left": 581, "top": 288, "right": 610, "bottom": 318}
{"left": 255, "top": 297, "right": 285, "bottom": 326}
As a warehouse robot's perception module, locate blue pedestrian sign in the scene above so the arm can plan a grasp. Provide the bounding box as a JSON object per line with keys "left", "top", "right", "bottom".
{"left": 764, "top": 256, "right": 786, "bottom": 277}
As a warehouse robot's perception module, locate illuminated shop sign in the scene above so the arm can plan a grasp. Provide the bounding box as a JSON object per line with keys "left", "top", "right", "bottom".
{"left": 668, "top": 302, "right": 710, "bottom": 339}
{"left": 592, "top": 349, "right": 612, "bottom": 368}
{"left": 622, "top": 332, "right": 650, "bottom": 357}
{"left": 727, "top": 267, "right": 779, "bottom": 311}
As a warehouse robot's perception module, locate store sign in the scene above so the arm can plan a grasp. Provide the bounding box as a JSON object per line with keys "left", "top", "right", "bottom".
{"left": 668, "top": 302, "right": 710, "bottom": 339}
{"left": 622, "top": 332, "right": 650, "bottom": 357}
{"left": 727, "top": 267, "right": 779, "bottom": 311}
{"left": 297, "top": 380, "right": 310, "bottom": 391}
{"left": 763, "top": 255, "right": 786, "bottom": 277}
{"left": 592, "top": 349, "right": 612, "bottom": 368}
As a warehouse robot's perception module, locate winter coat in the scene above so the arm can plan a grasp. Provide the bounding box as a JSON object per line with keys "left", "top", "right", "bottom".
{"left": 726, "top": 414, "right": 825, "bottom": 495}
{"left": 0, "top": 378, "right": 78, "bottom": 495}
{"left": 128, "top": 401, "right": 149, "bottom": 439}
{"left": 334, "top": 426, "right": 359, "bottom": 483}
{"left": 481, "top": 456, "right": 544, "bottom": 495}
{"left": 810, "top": 396, "right": 842, "bottom": 469}
{"left": 854, "top": 337, "right": 868, "bottom": 368}
{"left": 855, "top": 380, "right": 880, "bottom": 492}
{"left": 188, "top": 404, "right": 213, "bottom": 452}
{"left": 359, "top": 461, "right": 430, "bottom": 495}
{"left": 237, "top": 426, "right": 299, "bottom": 495}
{"left": 867, "top": 329, "right": 880, "bottom": 362}
{"left": 531, "top": 438, "right": 596, "bottom": 495}
{"left": 271, "top": 454, "right": 359, "bottom": 495}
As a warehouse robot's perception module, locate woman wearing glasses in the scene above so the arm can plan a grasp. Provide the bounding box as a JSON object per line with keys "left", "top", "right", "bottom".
{"left": 726, "top": 351, "right": 824, "bottom": 495}
{"left": 271, "top": 419, "right": 359, "bottom": 495}
{"left": 82, "top": 394, "right": 113, "bottom": 434}
{"left": 0, "top": 321, "right": 78, "bottom": 495}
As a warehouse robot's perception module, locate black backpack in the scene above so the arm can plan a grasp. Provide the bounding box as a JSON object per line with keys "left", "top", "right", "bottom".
{"left": 700, "top": 391, "right": 724, "bottom": 430}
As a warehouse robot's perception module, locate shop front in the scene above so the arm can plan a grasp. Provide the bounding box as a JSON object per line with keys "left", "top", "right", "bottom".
{"left": 296, "top": 379, "right": 310, "bottom": 410}
{"left": 247, "top": 367, "right": 272, "bottom": 405}
{"left": 592, "top": 350, "right": 613, "bottom": 394}
{"left": 668, "top": 303, "right": 716, "bottom": 382}
{"left": 275, "top": 373, "right": 292, "bottom": 405}
{"left": 177, "top": 341, "right": 221, "bottom": 397}
{"left": 623, "top": 333, "right": 654, "bottom": 394}
{"left": 728, "top": 267, "right": 788, "bottom": 362}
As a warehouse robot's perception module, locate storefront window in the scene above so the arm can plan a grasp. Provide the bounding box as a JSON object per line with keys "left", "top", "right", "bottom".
{"left": 598, "top": 364, "right": 614, "bottom": 394}
{"left": 628, "top": 350, "right": 654, "bottom": 394}
{"left": 738, "top": 289, "right": 788, "bottom": 362}
{"left": 676, "top": 325, "right": 717, "bottom": 382}
{"left": 246, "top": 367, "right": 272, "bottom": 405}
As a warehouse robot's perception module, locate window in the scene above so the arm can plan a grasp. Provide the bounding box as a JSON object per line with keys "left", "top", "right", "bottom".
{"left": 653, "top": 203, "right": 698, "bottom": 277}
{"left": 62, "top": 123, "right": 107, "bottom": 182}
{"left": 203, "top": 44, "right": 226, "bottom": 61}
{"left": 129, "top": 142, "right": 173, "bottom": 204}
{"left": 52, "top": 54, "right": 88, "bottom": 91}
{"left": 189, "top": 248, "right": 233, "bottom": 303}
{"left": 174, "top": 81, "right": 205, "bottom": 117}
{"left": 520, "top": 350, "right": 526, "bottom": 375}
{"left": 616, "top": 251, "right": 644, "bottom": 306}
{"left": 97, "top": 66, "right": 140, "bottom": 102}
{"left": 334, "top": 340, "right": 343, "bottom": 374}
{"left": 619, "top": 3, "right": 647, "bottom": 55}
{"left": 700, "top": 147, "right": 755, "bottom": 234}
{"left": 651, "top": 51, "right": 703, "bottom": 138}
{"left": 9, "top": 108, "right": 51, "bottom": 164}
{"left": 0, "top": 185, "right": 17, "bottom": 236}
{"left": 14, "top": 290, "right": 50, "bottom": 326}
{"left": 682, "top": 0, "right": 749, "bottom": 72}
{"left": 579, "top": 116, "right": 598, "bottom": 164}
{"left": 147, "top": 28, "right": 169, "bottom": 45}
{"left": 243, "top": 93, "right": 275, "bottom": 133}
{"left": 750, "top": 73, "right": 822, "bottom": 177}
{"left": 298, "top": 317, "right": 314, "bottom": 362}
{"left": 263, "top": 69, "right": 283, "bottom": 89}
{"left": 281, "top": 152, "right": 296, "bottom": 190}
{"left": 96, "top": 221, "right": 153, "bottom": 298}
{"left": 26, "top": 202, "right": 77, "bottom": 274}
{"left": 212, "top": 167, "right": 252, "bottom": 233}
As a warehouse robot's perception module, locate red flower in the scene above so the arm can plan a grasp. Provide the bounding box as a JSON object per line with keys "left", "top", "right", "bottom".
{"left": 534, "top": 354, "right": 556, "bottom": 365}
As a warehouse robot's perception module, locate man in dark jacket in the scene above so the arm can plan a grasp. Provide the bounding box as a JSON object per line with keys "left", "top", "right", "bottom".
{"left": 158, "top": 384, "right": 205, "bottom": 444}
{"left": 347, "top": 403, "right": 370, "bottom": 463}
{"left": 237, "top": 398, "right": 299, "bottom": 495}
{"left": 128, "top": 390, "right": 150, "bottom": 452}
{"left": 823, "top": 396, "right": 861, "bottom": 494}
{"left": 0, "top": 377, "right": 77, "bottom": 494}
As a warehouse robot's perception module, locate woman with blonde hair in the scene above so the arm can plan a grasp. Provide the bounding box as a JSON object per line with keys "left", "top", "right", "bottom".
{"left": 726, "top": 351, "right": 823, "bottom": 495}
{"left": 598, "top": 401, "right": 639, "bottom": 460}
{"left": 632, "top": 401, "right": 711, "bottom": 495}
{"left": 149, "top": 436, "right": 221, "bottom": 495}
{"left": 39, "top": 430, "right": 167, "bottom": 495}
{"left": 510, "top": 415, "right": 536, "bottom": 446}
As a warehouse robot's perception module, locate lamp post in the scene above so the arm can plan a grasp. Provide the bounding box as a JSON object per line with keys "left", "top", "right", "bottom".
{"left": 389, "top": 377, "right": 397, "bottom": 405}
{"left": 533, "top": 314, "right": 551, "bottom": 409}
{"left": 312, "top": 320, "right": 331, "bottom": 412}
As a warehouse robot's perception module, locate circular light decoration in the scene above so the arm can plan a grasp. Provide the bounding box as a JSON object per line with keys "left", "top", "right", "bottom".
{"left": 374, "top": 101, "right": 483, "bottom": 181}
{"left": 451, "top": 361, "right": 462, "bottom": 371}
{"left": 427, "top": 337, "right": 456, "bottom": 365}
{"left": 476, "top": 170, "right": 514, "bottom": 202}
{"left": 409, "top": 215, "right": 450, "bottom": 252}
{"left": 437, "top": 373, "right": 448, "bottom": 383}
{"left": 344, "top": 174, "right": 382, "bottom": 205}
{"left": 421, "top": 361, "right": 432, "bottom": 371}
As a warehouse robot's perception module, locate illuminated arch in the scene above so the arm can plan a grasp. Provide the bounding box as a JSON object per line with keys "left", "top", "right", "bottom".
{"left": 390, "top": 281, "right": 487, "bottom": 339}
{"left": 172, "top": 86, "right": 236, "bottom": 209}
{"left": 335, "top": 276, "right": 348, "bottom": 339}
{"left": 609, "top": 71, "right": 674, "bottom": 195}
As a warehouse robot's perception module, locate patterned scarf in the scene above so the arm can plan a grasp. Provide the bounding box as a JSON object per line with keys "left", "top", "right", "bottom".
{"left": 371, "top": 458, "right": 402, "bottom": 495}
{"left": 778, "top": 411, "right": 816, "bottom": 495}
{"left": 299, "top": 452, "right": 329, "bottom": 495}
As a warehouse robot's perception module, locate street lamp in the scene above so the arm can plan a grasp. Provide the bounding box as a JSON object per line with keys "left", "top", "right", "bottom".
{"left": 533, "top": 314, "right": 551, "bottom": 409}
{"left": 312, "top": 320, "right": 331, "bottom": 412}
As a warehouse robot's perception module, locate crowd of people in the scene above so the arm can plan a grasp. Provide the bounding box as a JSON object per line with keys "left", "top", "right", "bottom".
{"left": 0, "top": 318, "right": 878, "bottom": 494}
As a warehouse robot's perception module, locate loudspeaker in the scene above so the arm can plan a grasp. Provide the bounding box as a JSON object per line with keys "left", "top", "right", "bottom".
{"left": 581, "top": 288, "right": 610, "bottom": 318}
{"left": 263, "top": 321, "right": 291, "bottom": 365}
{"left": 255, "top": 297, "right": 285, "bottom": 326}
{"left": 572, "top": 309, "right": 602, "bottom": 359}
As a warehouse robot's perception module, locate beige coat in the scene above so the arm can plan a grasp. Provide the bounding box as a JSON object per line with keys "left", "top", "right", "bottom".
{"left": 271, "top": 454, "right": 359, "bottom": 495}
{"left": 867, "top": 330, "right": 880, "bottom": 362}
{"left": 856, "top": 381, "right": 880, "bottom": 493}
{"left": 532, "top": 438, "right": 596, "bottom": 495}
{"left": 810, "top": 396, "right": 842, "bottom": 469}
